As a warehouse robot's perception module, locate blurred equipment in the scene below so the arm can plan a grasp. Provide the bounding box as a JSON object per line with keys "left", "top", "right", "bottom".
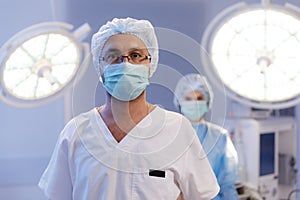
{"left": 201, "top": 0, "right": 300, "bottom": 199}
{"left": 225, "top": 117, "right": 297, "bottom": 200}
{"left": 279, "top": 153, "right": 297, "bottom": 186}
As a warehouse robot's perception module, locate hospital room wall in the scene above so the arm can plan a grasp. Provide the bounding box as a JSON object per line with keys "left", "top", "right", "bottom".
{"left": 1, "top": 0, "right": 300, "bottom": 200}
{"left": 0, "top": 0, "right": 67, "bottom": 199}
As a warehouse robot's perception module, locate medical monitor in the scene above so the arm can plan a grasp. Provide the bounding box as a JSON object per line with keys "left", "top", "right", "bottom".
{"left": 259, "top": 132, "right": 275, "bottom": 176}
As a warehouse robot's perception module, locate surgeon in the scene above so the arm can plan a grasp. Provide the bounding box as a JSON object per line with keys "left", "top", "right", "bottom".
{"left": 173, "top": 73, "right": 239, "bottom": 200}
{"left": 38, "top": 18, "right": 220, "bottom": 200}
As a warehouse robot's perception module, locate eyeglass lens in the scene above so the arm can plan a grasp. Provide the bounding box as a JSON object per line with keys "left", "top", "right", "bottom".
{"left": 101, "top": 49, "right": 151, "bottom": 64}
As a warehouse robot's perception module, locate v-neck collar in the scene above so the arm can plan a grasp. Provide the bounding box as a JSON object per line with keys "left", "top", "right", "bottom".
{"left": 95, "top": 106, "right": 165, "bottom": 145}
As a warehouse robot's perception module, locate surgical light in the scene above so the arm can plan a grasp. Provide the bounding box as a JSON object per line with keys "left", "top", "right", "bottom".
{"left": 201, "top": 1, "right": 300, "bottom": 109}
{"left": 0, "top": 22, "right": 91, "bottom": 107}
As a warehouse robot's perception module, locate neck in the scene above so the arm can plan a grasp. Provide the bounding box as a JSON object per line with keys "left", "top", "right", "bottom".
{"left": 190, "top": 117, "right": 205, "bottom": 124}
{"left": 102, "top": 91, "right": 149, "bottom": 125}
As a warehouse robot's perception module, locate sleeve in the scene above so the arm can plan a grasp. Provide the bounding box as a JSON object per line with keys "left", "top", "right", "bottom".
{"left": 214, "top": 134, "right": 239, "bottom": 200}
{"left": 38, "top": 128, "right": 73, "bottom": 200}
{"left": 176, "top": 119, "right": 220, "bottom": 200}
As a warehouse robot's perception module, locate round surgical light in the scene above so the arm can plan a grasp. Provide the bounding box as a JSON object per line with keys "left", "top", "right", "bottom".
{"left": 201, "top": 2, "right": 300, "bottom": 109}
{"left": 0, "top": 22, "right": 90, "bottom": 107}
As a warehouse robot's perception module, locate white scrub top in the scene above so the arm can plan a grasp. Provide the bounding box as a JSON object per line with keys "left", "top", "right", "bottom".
{"left": 39, "top": 106, "right": 219, "bottom": 200}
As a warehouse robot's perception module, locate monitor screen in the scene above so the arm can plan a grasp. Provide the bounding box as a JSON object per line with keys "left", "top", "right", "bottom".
{"left": 260, "top": 132, "right": 275, "bottom": 176}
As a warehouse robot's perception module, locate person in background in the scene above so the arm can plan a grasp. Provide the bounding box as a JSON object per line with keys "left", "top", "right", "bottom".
{"left": 38, "top": 18, "right": 220, "bottom": 200}
{"left": 173, "top": 73, "right": 239, "bottom": 200}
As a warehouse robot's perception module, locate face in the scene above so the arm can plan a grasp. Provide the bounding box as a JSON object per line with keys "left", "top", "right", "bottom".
{"left": 100, "top": 34, "right": 151, "bottom": 100}
{"left": 184, "top": 90, "right": 206, "bottom": 101}
{"left": 101, "top": 34, "right": 151, "bottom": 67}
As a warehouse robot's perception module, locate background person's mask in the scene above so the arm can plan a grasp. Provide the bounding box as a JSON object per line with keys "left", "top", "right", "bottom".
{"left": 180, "top": 100, "right": 208, "bottom": 121}
{"left": 103, "top": 62, "right": 149, "bottom": 101}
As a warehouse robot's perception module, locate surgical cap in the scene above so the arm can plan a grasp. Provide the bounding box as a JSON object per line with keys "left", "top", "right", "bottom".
{"left": 91, "top": 17, "right": 159, "bottom": 80}
{"left": 173, "top": 73, "right": 214, "bottom": 109}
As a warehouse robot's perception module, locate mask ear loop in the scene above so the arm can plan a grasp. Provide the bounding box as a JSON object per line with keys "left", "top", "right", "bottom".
{"left": 148, "top": 67, "right": 151, "bottom": 80}
{"left": 176, "top": 98, "right": 181, "bottom": 113}
{"left": 98, "top": 55, "right": 111, "bottom": 84}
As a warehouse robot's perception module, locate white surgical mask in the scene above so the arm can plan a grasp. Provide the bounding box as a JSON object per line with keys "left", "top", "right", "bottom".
{"left": 103, "top": 62, "right": 149, "bottom": 101}
{"left": 180, "top": 100, "right": 208, "bottom": 121}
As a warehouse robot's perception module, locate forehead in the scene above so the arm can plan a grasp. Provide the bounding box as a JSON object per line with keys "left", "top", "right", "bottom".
{"left": 102, "top": 34, "right": 147, "bottom": 53}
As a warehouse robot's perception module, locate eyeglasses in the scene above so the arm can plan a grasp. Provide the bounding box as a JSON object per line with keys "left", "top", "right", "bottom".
{"left": 100, "top": 50, "right": 151, "bottom": 65}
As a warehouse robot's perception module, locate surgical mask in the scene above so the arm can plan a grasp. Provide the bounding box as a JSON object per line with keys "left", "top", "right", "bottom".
{"left": 180, "top": 100, "right": 208, "bottom": 121}
{"left": 103, "top": 62, "right": 149, "bottom": 101}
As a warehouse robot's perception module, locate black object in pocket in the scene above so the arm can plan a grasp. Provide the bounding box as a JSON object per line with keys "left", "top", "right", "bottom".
{"left": 149, "top": 169, "right": 165, "bottom": 178}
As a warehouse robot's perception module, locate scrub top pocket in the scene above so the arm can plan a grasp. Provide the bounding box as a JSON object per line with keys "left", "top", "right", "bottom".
{"left": 131, "top": 170, "right": 180, "bottom": 200}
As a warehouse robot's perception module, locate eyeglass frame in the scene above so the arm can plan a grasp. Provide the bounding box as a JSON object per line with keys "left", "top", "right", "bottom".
{"left": 99, "top": 50, "right": 151, "bottom": 65}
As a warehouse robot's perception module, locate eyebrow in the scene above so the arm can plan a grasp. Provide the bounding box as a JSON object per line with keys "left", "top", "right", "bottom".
{"left": 104, "top": 48, "right": 147, "bottom": 54}
{"left": 103, "top": 48, "right": 121, "bottom": 54}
